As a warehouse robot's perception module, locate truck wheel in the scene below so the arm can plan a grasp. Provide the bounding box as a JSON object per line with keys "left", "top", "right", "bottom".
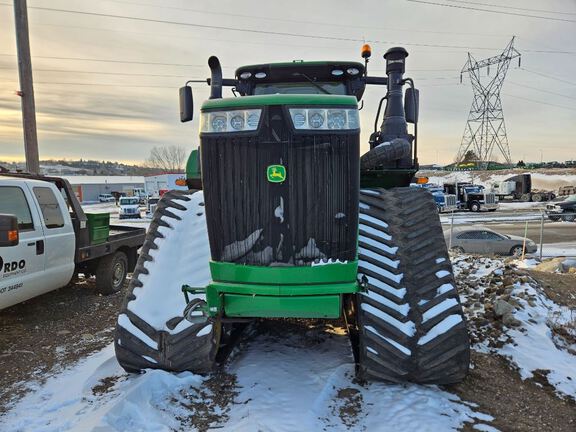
{"left": 564, "top": 214, "right": 576, "bottom": 222}
{"left": 95, "top": 251, "right": 128, "bottom": 295}
{"left": 520, "top": 193, "right": 531, "bottom": 202}
{"left": 355, "top": 188, "right": 470, "bottom": 384}
{"left": 532, "top": 193, "right": 542, "bottom": 202}
{"left": 469, "top": 201, "right": 480, "bottom": 212}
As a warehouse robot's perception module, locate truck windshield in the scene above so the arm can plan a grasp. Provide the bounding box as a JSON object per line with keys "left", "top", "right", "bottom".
{"left": 254, "top": 81, "right": 346, "bottom": 95}
{"left": 121, "top": 198, "right": 139, "bottom": 205}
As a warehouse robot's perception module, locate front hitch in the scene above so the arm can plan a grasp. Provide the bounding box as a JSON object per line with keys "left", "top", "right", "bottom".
{"left": 181, "top": 285, "right": 210, "bottom": 323}
{"left": 183, "top": 298, "right": 209, "bottom": 324}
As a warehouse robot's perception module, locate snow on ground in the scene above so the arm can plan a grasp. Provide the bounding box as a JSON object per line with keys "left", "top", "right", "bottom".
{"left": 497, "top": 202, "right": 545, "bottom": 210}
{"left": 539, "top": 243, "right": 576, "bottom": 258}
{"left": 425, "top": 171, "right": 576, "bottom": 191}
{"left": 81, "top": 202, "right": 150, "bottom": 227}
{"left": 225, "top": 328, "right": 492, "bottom": 432}
{"left": 0, "top": 328, "right": 495, "bottom": 432}
{"left": 499, "top": 282, "right": 576, "bottom": 398}
{"left": 440, "top": 212, "right": 544, "bottom": 225}
{"left": 452, "top": 256, "right": 576, "bottom": 399}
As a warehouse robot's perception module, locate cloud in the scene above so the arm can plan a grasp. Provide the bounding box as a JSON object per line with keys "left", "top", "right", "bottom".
{"left": 0, "top": 0, "right": 574, "bottom": 164}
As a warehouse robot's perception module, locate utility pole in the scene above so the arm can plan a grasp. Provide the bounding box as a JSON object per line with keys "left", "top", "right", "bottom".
{"left": 13, "top": 0, "right": 39, "bottom": 174}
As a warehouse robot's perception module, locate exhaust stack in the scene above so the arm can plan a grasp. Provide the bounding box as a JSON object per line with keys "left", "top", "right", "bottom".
{"left": 208, "top": 56, "right": 223, "bottom": 99}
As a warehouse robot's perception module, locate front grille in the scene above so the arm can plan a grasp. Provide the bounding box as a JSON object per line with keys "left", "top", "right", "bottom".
{"left": 485, "top": 193, "right": 495, "bottom": 204}
{"left": 201, "top": 106, "right": 359, "bottom": 266}
{"left": 445, "top": 195, "right": 457, "bottom": 207}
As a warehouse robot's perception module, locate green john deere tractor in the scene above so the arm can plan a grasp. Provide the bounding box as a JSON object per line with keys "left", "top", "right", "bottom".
{"left": 115, "top": 46, "right": 470, "bottom": 384}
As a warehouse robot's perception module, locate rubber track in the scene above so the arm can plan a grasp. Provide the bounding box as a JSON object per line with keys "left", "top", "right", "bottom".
{"left": 356, "top": 187, "right": 470, "bottom": 384}
{"left": 114, "top": 190, "right": 219, "bottom": 373}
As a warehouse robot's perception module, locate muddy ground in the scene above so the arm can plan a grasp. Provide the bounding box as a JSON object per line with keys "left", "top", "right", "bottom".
{"left": 0, "top": 271, "right": 575, "bottom": 430}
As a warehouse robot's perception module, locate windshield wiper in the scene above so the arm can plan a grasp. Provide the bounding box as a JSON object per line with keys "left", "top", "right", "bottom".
{"left": 292, "top": 72, "right": 331, "bottom": 95}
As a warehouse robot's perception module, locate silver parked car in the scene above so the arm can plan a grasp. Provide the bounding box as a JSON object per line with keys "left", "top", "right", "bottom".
{"left": 444, "top": 226, "right": 537, "bottom": 256}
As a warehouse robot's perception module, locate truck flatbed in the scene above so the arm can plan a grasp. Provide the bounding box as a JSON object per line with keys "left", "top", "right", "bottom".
{"left": 76, "top": 225, "right": 145, "bottom": 264}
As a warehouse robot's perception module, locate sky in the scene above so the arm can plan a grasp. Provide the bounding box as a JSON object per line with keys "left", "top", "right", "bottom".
{"left": 0, "top": 0, "right": 575, "bottom": 165}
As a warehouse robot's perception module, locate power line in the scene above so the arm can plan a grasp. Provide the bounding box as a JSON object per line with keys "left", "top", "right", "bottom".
{"left": 507, "top": 81, "right": 576, "bottom": 101}
{"left": 0, "top": 79, "right": 207, "bottom": 89}
{"left": 0, "top": 66, "right": 189, "bottom": 78}
{"left": 445, "top": 0, "right": 576, "bottom": 16}
{"left": 0, "top": 53, "right": 462, "bottom": 76}
{"left": 0, "top": 3, "right": 572, "bottom": 54}
{"left": 503, "top": 92, "right": 576, "bottom": 112}
{"left": 0, "top": 53, "right": 213, "bottom": 68}
{"left": 406, "top": 0, "right": 576, "bottom": 23}
{"left": 27, "top": 22, "right": 350, "bottom": 53}
{"left": 519, "top": 67, "right": 576, "bottom": 87}
{"left": 102, "top": 0, "right": 513, "bottom": 37}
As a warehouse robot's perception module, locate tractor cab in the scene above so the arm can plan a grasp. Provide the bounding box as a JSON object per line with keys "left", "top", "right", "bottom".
{"left": 233, "top": 61, "right": 367, "bottom": 100}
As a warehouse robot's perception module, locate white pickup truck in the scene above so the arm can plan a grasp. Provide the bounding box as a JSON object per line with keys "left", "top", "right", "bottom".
{"left": 0, "top": 174, "right": 146, "bottom": 310}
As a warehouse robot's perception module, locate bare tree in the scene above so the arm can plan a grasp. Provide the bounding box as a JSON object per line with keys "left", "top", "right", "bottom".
{"left": 146, "top": 145, "right": 187, "bottom": 172}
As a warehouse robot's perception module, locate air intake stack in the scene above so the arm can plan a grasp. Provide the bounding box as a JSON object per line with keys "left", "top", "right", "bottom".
{"left": 379, "top": 47, "right": 410, "bottom": 144}
{"left": 362, "top": 47, "right": 418, "bottom": 171}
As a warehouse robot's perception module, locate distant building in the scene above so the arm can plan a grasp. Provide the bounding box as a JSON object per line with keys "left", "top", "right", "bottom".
{"left": 62, "top": 176, "right": 145, "bottom": 203}
{"left": 144, "top": 173, "right": 188, "bottom": 197}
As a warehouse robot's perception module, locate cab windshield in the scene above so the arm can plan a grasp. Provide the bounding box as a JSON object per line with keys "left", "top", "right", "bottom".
{"left": 120, "top": 197, "right": 139, "bottom": 205}
{"left": 254, "top": 81, "right": 346, "bottom": 95}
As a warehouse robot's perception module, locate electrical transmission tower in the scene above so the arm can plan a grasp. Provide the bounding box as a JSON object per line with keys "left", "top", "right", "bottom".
{"left": 455, "top": 37, "right": 521, "bottom": 169}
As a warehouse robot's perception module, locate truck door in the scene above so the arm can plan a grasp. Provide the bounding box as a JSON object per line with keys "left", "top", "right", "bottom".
{"left": 0, "top": 185, "right": 46, "bottom": 309}
{"left": 30, "top": 185, "right": 76, "bottom": 292}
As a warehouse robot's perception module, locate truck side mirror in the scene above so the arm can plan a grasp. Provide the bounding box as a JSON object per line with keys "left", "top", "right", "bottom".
{"left": 404, "top": 87, "right": 419, "bottom": 124}
{"left": 0, "top": 214, "right": 19, "bottom": 247}
{"left": 179, "top": 85, "right": 194, "bottom": 122}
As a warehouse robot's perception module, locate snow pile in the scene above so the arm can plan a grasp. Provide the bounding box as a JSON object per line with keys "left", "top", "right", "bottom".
{"left": 423, "top": 170, "right": 576, "bottom": 192}
{"left": 453, "top": 254, "right": 576, "bottom": 399}
{"left": 127, "top": 191, "right": 211, "bottom": 334}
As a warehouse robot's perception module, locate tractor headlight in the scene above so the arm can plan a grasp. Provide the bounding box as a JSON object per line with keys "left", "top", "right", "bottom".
{"left": 201, "top": 109, "right": 262, "bottom": 133}
{"left": 289, "top": 108, "right": 359, "bottom": 130}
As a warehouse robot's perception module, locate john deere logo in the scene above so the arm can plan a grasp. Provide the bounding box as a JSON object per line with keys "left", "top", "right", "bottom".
{"left": 267, "top": 165, "right": 286, "bottom": 183}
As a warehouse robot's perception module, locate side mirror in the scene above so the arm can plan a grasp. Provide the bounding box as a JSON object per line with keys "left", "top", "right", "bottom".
{"left": 0, "top": 214, "right": 19, "bottom": 247}
{"left": 404, "top": 87, "right": 419, "bottom": 124}
{"left": 179, "top": 85, "right": 194, "bottom": 122}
